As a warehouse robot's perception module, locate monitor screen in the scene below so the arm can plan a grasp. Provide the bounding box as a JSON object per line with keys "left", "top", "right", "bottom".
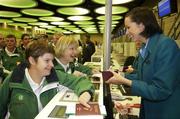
{"left": 158, "top": 0, "right": 177, "bottom": 17}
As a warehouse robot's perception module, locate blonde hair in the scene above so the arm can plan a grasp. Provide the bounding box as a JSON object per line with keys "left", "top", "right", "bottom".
{"left": 55, "top": 35, "right": 79, "bottom": 58}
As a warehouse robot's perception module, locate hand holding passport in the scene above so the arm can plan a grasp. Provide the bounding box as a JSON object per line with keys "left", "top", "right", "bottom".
{"left": 102, "top": 71, "right": 114, "bottom": 81}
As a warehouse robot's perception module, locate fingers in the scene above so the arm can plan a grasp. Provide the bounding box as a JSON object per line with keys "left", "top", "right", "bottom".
{"left": 79, "top": 92, "right": 91, "bottom": 108}
{"left": 73, "top": 71, "right": 86, "bottom": 77}
{"left": 114, "top": 102, "right": 132, "bottom": 115}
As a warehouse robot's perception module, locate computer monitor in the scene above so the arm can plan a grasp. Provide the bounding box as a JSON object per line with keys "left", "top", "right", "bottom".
{"left": 158, "top": 0, "right": 177, "bottom": 18}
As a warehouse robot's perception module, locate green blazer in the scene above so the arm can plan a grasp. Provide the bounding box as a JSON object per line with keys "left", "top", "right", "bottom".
{"left": 128, "top": 34, "right": 180, "bottom": 119}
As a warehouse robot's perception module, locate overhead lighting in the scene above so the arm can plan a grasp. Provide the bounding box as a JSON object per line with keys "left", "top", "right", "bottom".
{"left": 68, "top": 16, "right": 92, "bottom": 21}
{"left": 41, "top": 0, "right": 84, "bottom": 6}
{"left": 95, "top": 6, "right": 128, "bottom": 15}
{"left": 21, "top": 9, "right": 54, "bottom": 16}
{"left": 49, "top": 27, "right": 62, "bottom": 30}
{"left": 12, "top": 17, "right": 38, "bottom": 22}
{"left": 98, "top": 21, "right": 119, "bottom": 24}
{"left": 39, "top": 17, "right": 64, "bottom": 22}
{"left": 73, "top": 30, "right": 84, "bottom": 33}
{"left": 46, "top": 30, "right": 55, "bottom": 33}
{"left": 74, "top": 21, "right": 94, "bottom": 25}
{"left": 0, "top": 19, "right": 13, "bottom": 23}
{"left": 21, "top": 26, "right": 32, "bottom": 28}
{"left": 51, "top": 22, "right": 71, "bottom": 25}
{"left": 57, "top": 7, "right": 89, "bottom": 15}
{"left": 8, "top": 22, "right": 27, "bottom": 27}
{"left": 40, "top": 25, "right": 56, "bottom": 28}
{"left": 58, "top": 25, "right": 76, "bottom": 28}
{"left": 79, "top": 25, "right": 96, "bottom": 28}
{"left": 0, "top": 11, "right": 21, "bottom": 17}
{"left": 97, "top": 15, "right": 123, "bottom": 20}
{"left": 63, "top": 31, "right": 73, "bottom": 34}
{"left": 0, "top": 0, "right": 37, "bottom": 8}
{"left": 28, "top": 22, "right": 48, "bottom": 26}
{"left": 92, "top": 0, "right": 133, "bottom": 5}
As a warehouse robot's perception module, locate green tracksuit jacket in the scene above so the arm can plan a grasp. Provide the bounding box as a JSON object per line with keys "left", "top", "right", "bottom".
{"left": 53, "top": 59, "right": 93, "bottom": 76}
{"left": 0, "top": 48, "right": 24, "bottom": 71}
{"left": 0, "top": 63, "right": 95, "bottom": 119}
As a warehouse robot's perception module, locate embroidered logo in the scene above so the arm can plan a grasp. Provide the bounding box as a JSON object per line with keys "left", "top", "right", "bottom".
{"left": 18, "top": 95, "right": 24, "bottom": 101}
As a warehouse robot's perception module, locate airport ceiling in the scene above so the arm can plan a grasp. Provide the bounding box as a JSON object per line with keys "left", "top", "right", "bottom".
{"left": 0, "top": 0, "right": 158, "bottom": 34}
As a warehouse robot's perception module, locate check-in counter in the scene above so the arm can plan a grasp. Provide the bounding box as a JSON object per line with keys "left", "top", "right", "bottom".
{"left": 35, "top": 73, "right": 107, "bottom": 119}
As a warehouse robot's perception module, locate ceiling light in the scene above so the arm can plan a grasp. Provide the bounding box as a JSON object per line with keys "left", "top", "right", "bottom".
{"left": 74, "top": 21, "right": 94, "bottom": 25}
{"left": 57, "top": 7, "right": 89, "bottom": 15}
{"left": 28, "top": 22, "right": 48, "bottom": 26}
{"left": 8, "top": 22, "right": 27, "bottom": 27}
{"left": 51, "top": 22, "right": 71, "bottom": 25}
{"left": 40, "top": 25, "right": 56, "bottom": 28}
{"left": 21, "top": 9, "right": 54, "bottom": 16}
{"left": 12, "top": 17, "right": 38, "bottom": 22}
{"left": 41, "top": 0, "right": 84, "bottom": 6}
{"left": 58, "top": 25, "right": 76, "bottom": 28}
{"left": 92, "top": 0, "right": 133, "bottom": 5}
{"left": 0, "top": 0, "right": 37, "bottom": 8}
{"left": 0, "top": 19, "right": 13, "bottom": 23}
{"left": 68, "top": 16, "right": 92, "bottom": 21}
{"left": 0, "top": 11, "right": 21, "bottom": 17}
{"left": 39, "top": 17, "right": 64, "bottom": 22}
{"left": 95, "top": 6, "right": 128, "bottom": 15}
{"left": 98, "top": 21, "right": 119, "bottom": 24}
{"left": 97, "top": 15, "right": 123, "bottom": 20}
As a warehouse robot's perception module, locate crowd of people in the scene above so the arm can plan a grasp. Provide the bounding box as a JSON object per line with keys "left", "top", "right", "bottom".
{"left": 0, "top": 33, "right": 97, "bottom": 119}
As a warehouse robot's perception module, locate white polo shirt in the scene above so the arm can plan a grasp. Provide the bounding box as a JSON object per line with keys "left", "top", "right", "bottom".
{"left": 25, "top": 68, "right": 45, "bottom": 112}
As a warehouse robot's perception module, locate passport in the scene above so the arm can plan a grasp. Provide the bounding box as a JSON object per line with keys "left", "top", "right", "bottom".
{"left": 76, "top": 103, "right": 100, "bottom": 115}
{"left": 102, "top": 71, "right": 113, "bottom": 81}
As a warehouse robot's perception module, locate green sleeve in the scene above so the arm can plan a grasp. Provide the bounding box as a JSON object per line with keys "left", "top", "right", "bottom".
{"left": 74, "top": 63, "right": 93, "bottom": 76}
{"left": 0, "top": 74, "right": 11, "bottom": 118}
{"left": 56, "top": 70, "right": 95, "bottom": 96}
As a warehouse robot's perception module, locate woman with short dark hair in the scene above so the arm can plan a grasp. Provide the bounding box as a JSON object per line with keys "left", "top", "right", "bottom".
{"left": 106, "top": 7, "right": 180, "bottom": 119}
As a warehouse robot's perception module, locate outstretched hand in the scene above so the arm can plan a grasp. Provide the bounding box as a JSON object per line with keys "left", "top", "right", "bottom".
{"left": 79, "top": 92, "right": 91, "bottom": 108}
{"left": 105, "top": 70, "right": 125, "bottom": 84}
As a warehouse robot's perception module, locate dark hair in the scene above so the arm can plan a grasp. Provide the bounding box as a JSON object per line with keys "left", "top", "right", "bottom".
{"left": 6, "top": 34, "right": 16, "bottom": 41}
{"left": 125, "top": 7, "right": 162, "bottom": 38}
{"left": 25, "top": 40, "right": 55, "bottom": 67}
{"left": 21, "top": 34, "right": 30, "bottom": 40}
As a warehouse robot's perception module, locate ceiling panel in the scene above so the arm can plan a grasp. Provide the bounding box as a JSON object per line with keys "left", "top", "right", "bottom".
{"left": 0, "top": 0, "right": 145, "bottom": 34}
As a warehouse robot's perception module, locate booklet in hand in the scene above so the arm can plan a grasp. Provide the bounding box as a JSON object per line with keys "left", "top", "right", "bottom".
{"left": 102, "top": 71, "right": 113, "bottom": 81}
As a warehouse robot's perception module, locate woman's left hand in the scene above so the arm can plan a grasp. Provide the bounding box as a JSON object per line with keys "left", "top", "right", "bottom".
{"left": 105, "top": 71, "right": 125, "bottom": 84}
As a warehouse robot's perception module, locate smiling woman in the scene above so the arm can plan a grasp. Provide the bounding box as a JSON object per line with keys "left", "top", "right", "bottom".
{"left": 54, "top": 35, "right": 93, "bottom": 76}
{"left": 106, "top": 7, "right": 180, "bottom": 119}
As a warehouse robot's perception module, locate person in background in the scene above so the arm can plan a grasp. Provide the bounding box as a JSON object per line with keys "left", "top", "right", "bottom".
{"left": 0, "top": 33, "right": 6, "bottom": 84}
{"left": 54, "top": 35, "right": 97, "bottom": 77}
{"left": 0, "top": 33, "right": 6, "bottom": 52}
{"left": 0, "top": 60, "right": 4, "bottom": 84}
{"left": 122, "top": 56, "right": 135, "bottom": 72}
{"left": 0, "top": 34, "right": 24, "bottom": 75}
{"left": 18, "top": 34, "right": 32, "bottom": 59}
{"left": 81, "top": 34, "right": 96, "bottom": 64}
{"left": 0, "top": 40, "right": 94, "bottom": 119}
{"left": 106, "top": 7, "right": 180, "bottom": 119}
{"left": 51, "top": 32, "right": 63, "bottom": 47}
{"left": 19, "top": 34, "right": 31, "bottom": 51}
{"left": 122, "top": 40, "right": 143, "bottom": 73}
